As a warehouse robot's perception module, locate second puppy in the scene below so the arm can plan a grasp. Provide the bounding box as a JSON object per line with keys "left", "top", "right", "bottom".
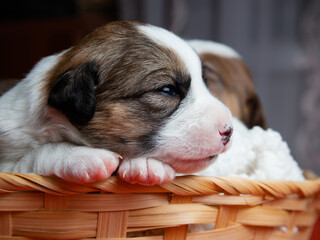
{"left": 189, "top": 40, "right": 266, "bottom": 129}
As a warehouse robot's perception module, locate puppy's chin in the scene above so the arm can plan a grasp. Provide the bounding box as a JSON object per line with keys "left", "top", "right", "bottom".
{"left": 167, "top": 155, "right": 219, "bottom": 174}
{"left": 153, "top": 128, "right": 232, "bottom": 174}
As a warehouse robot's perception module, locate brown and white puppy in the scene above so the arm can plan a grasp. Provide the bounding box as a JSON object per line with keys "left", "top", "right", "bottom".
{"left": 189, "top": 40, "right": 266, "bottom": 129}
{"left": 0, "top": 21, "right": 233, "bottom": 185}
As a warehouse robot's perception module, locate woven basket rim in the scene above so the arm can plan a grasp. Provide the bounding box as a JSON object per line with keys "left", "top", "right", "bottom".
{"left": 0, "top": 172, "right": 319, "bottom": 198}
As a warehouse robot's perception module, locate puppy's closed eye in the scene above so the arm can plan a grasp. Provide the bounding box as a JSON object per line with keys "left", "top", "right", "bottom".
{"left": 202, "top": 62, "right": 223, "bottom": 86}
{"left": 136, "top": 83, "right": 181, "bottom": 120}
{"left": 156, "top": 85, "right": 179, "bottom": 97}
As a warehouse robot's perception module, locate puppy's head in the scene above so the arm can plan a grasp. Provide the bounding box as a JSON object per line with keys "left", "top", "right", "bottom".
{"left": 189, "top": 40, "right": 266, "bottom": 129}
{"left": 46, "top": 21, "right": 233, "bottom": 173}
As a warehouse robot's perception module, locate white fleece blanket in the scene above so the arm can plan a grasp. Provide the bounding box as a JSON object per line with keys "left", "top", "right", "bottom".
{"left": 194, "top": 118, "right": 305, "bottom": 181}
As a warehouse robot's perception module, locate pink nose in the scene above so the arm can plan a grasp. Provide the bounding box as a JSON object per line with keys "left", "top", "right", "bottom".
{"left": 219, "top": 125, "right": 233, "bottom": 145}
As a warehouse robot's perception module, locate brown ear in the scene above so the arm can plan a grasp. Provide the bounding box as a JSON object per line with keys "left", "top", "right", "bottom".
{"left": 240, "top": 62, "right": 267, "bottom": 129}
{"left": 48, "top": 62, "right": 99, "bottom": 125}
{"left": 245, "top": 95, "right": 267, "bottom": 129}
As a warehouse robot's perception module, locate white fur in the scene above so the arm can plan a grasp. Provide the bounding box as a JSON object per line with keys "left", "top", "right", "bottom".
{"left": 188, "top": 39, "right": 241, "bottom": 59}
{"left": 193, "top": 118, "right": 305, "bottom": 181}
{"left": 0, "top": 53, "right": 66, "bottom": 170}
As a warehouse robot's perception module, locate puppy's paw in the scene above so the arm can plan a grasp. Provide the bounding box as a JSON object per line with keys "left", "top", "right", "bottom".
{"left": 118, "top": 157, "right": 175, "bottom": 185}
{"left": 56, "top": 147, "right": 120, "bottom": 183}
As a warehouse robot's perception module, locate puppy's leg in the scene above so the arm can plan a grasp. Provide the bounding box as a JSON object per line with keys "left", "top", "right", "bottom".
{"left": 13, "top": 143, "right": 120, "bottom": 183}
{"left": 118, "top": 157, "right": 175, "bottom": 185}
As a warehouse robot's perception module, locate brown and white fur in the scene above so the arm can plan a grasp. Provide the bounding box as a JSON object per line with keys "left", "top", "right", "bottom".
{"left": 0, "top": 21, "right": 233, "bottom": 185}
{"left": 189, "top": 40, "right": 266, "bottom": 129}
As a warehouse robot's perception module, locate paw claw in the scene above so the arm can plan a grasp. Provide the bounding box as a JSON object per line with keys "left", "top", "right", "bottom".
{"left": 79, "top": 172, "right": 90, "bottom": 183}
{"left": 122, "top": 170, "right": 127, "bottom": 179}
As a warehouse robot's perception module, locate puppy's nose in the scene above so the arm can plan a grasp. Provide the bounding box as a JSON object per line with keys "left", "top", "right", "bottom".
{"left": 219, "top": 125, "right": 233, "bottom": 145}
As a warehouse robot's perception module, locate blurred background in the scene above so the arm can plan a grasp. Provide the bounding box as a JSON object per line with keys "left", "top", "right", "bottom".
{"left": 0, "top": 0, "right": 319, "bottom": 174}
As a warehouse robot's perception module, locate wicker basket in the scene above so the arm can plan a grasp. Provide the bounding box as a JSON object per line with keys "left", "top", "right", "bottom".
{"left": 0, "top": 173, "right": 319, "bottom": 240}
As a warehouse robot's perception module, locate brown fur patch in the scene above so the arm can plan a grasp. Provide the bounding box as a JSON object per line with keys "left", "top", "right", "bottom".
{"left": 44, "top": 21, "right": 191, "bottom": 158}
{"left": 200, "top": 52, "right": 266, "bottom": 128}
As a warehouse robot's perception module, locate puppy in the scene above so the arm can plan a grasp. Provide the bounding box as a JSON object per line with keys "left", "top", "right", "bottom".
{"left": 189, "top": 40, "right": 266, "bottom": 129}
{"left": 0, "top": 21, "right": 233, "bottom": 185}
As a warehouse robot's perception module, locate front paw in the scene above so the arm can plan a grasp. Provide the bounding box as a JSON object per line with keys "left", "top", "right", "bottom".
{"left": 118, "top": 157, "right": 175, "bottom": 185}
{"left": 56, "top": 147, "right": 120, "bottom": 183}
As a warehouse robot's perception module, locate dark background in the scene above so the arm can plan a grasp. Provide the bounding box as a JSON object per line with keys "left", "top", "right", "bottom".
{"left": 0, "top": 0, "right": 319, "bottom": 174}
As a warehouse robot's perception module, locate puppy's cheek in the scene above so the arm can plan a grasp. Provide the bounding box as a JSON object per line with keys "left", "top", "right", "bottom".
{"left": 56, "top": 148, "right": 120, "bottom": 183}
{"left": 118, "top": 158, "right": 175, "bottom": 186}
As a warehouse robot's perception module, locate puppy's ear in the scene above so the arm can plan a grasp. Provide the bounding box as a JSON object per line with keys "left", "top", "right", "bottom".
{"left": 246, "top": 95, "right": 267, "bottom": 129}
{"left": 48, "top": 62, "right": 99, "bottom": 125}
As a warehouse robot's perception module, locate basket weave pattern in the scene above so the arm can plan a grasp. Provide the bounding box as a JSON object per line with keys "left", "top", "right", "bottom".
{"left": 0, "top": 173, "right": 319, "bottom": 239}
